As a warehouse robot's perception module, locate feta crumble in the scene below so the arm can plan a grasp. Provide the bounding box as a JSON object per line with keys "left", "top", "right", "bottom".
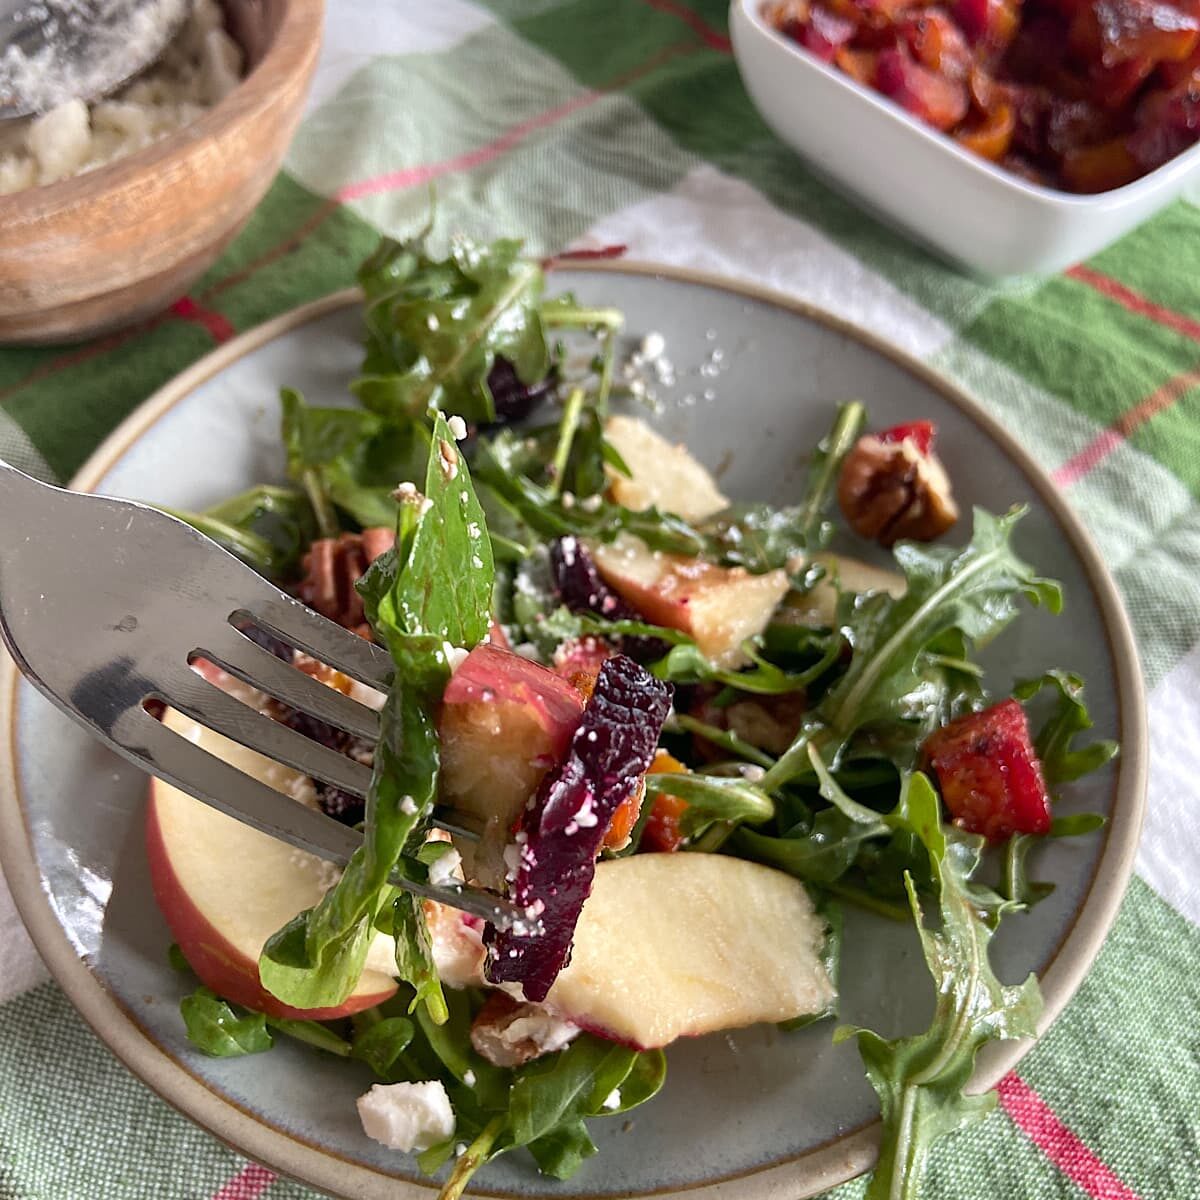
{"left": 357, "top": 1081, "right": 455, "bottom": 1152}
{"left": 428, "top": 847, "right": 463, "bottom": 888}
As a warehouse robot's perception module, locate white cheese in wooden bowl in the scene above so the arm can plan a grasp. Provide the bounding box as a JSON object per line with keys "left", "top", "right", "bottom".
{"left": 0, "top": 0, "right": 242, "bottom": 195}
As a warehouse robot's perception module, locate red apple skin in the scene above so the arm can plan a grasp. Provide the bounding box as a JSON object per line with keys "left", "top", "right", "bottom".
{"left": 440, "top": 644, "right": 585, "bottom": 889}
{"left": 146, "top": 789, "right": 396, "bottom": 1020}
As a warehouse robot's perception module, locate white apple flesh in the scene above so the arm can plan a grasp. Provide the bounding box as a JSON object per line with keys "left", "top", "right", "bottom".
{"left": 146, "top": 706, "right": 398, "bottom": 1020}
{"left": 543, "top": 853, "right": 834, "bottom": 1049}
{"left": 603, "top": 414, "right": 729, "bottom": 521}
{"left": 590, "top": 533, "right": 788, "bottom": 668}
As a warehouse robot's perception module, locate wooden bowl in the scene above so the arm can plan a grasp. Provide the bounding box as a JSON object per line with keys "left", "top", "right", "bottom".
{"left": 0, "top": 0, "right": 324, "bottom": 345}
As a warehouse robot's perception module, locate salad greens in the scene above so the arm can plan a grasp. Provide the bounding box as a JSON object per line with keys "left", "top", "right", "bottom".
{"left": 259, "top": 413, "right": 492, "bottom": 1021}
{"left": 165, "top": 226, "right": 1121, "bottom": 1200}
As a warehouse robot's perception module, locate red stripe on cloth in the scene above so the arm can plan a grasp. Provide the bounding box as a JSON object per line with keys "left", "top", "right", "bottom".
{"left": 170, "top": 296, "right": 236, "bottom": 344}
{"left": 998, "top": 1074, "right": 1143, "bottom": 1200}
{"left": 543, "top": 243, "right": 628, "bottom": 267}
{"left": 1051, "top": 364, "right": 1200, "bottom": 486}
{"left": 640, "top": 0, "right": 733, "bottom": 52}
{"left": 334, "top": 42, "right": 698, "bottom": 204}
{"left": 1067, "top": 265, "right": 1200, "bottom": 344}
{"left": 209, "top": 1163, "right": 276, "bottom": 1200}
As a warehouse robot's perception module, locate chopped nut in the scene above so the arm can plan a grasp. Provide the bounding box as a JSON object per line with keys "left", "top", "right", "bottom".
{"left": 469, "top": 990, "right": 579, "bottom": 1067}
{"left": 836, "top": 433, "right": 958, "bottom": 546}
{"left": 296, "top": 528, "right": 396, "bottom": 635}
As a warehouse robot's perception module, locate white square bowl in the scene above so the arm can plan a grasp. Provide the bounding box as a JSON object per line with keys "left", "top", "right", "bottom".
{"left": 729, "top": 0, "right": 1200, "bottom": 276}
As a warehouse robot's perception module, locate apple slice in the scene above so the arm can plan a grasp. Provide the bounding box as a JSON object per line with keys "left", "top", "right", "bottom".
{"left": 787, "top": 551, "right": 906, "bottom": 628}
{"left": 147, "top": 707, "right": 398, "bottom": 1020}
{"left": 590, "top": 534, "right": 788, "bottom": 668}
{"left": 604, "top": 414, "right": 729, "bottom": 521}
{"left": 438, "top": 644, "right": 584, "bottom": 889}
{"left": 545, "top": 853, "right": 834, "bottom": 1049}
{"left": 484, "top": 655, "right": 673, "bottom": 1002}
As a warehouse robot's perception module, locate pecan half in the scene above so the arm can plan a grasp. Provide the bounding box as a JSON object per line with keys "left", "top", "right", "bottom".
{"left": 837, "top": 432, "right": 958, "bottom": 546}
{"left": 296, "top": 527, "right": 395, "bottom": 636}
{"left": 469, "top": 990, "right": 579, "bottom": 1068}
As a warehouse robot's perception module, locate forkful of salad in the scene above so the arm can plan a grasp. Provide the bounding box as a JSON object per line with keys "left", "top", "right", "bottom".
{"left": 0, "top": 455, "right": 521, "bottom": 929}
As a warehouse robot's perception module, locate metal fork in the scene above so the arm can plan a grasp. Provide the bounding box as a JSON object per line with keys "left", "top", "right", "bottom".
{"left": 0, "top": 460, "right": 516, "bottom": 929}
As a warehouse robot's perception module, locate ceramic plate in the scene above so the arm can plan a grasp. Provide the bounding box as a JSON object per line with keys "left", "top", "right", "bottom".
{"left": 0, "top": 265, "right": 1146, "bottom": 1200}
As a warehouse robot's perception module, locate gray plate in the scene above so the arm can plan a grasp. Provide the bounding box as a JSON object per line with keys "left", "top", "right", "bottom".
{"left": 0, "top": 265, "right": 1146, "bottom": 1200}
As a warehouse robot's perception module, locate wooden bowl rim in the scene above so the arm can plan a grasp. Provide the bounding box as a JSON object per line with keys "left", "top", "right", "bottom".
{"left": 0, "top": 0, "right": 324, "bottom": 219}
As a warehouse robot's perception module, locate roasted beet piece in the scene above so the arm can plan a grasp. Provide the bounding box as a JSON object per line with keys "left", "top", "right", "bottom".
{"left": 273, "top": 704, "right": 370, "bottom": 826}
{"left": 486, "top": 357, "right": 558, "bottom": 424}
{"left": 550, "top": 536, "right": 669, "bottom": 663}
{"left": 922, "top": 698, "right": 1052, "bottom": 842}
{"left": 484, "top": 655, "right": 673, "bottom": 1001}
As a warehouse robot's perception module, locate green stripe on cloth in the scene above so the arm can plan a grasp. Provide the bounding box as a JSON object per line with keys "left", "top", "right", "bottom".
{"left": 1013, "top": 876, "right": 1200, "bottom": 1196}
{"left": 0, "top": 983, "right": 253, "bottom": 1199}
{"left": 1085, "top": 202, "right": 1200, "bottom": 324}
{"left": 284, "top": 22, "right": 702, "bottom": 252}
{"left": 0, "top": 175, "right": 375, "bottom": 483}
{"left": 479, "top": 0, "right": 995, "bottom": 328}
{"left": 934, "top": 339, "right": 1200, "bottom": 689}
{"left": 959, "top": 279, "right": 1200, "bottom": 495}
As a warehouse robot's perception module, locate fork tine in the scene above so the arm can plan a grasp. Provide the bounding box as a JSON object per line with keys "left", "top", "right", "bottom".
{"left": 165, "top": 670, "right": 374, "bottom": 799}
{"left": 238, "top": 592, "right": 394, "bottom": 689}
{"left": 201, "top": 628, "right": 383, "bottom": 743}
{"left": 131, "top": 710, "right": 519, "bottom": 928}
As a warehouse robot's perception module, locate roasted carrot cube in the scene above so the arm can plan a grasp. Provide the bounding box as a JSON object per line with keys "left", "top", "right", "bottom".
{"left": 922, "top": 699, "right": 1052, "bottom": 842}
{"left": 640, "top": 750, "right": 691, "bottom": 853}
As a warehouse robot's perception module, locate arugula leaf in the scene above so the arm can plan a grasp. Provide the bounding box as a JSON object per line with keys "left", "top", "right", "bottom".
{"left": 1013, "top": 670, "right": 1119, "bottom": 787}
{"left": 823, "top": 507, "right": 1059, "bottom": 742}
{"left": 354, "top": 234, "right": 550, "bottom": 425}
{"left": 159, "top": 484, "right": 318, "bottom": 580}
{"left": 259, "top": 415, "right": 493, "bottom": 1020}
{"left": 281, "top": 386, "right": 429, "bottom": 536}
{"left": 350, "top": 1015, "right": 416, "bottom": 1078}
{"left": 644, "top": 772, "right": 775, "bottom": 832}
{"left": 701, "top": 401, "right": 865, "bottom": 571}
{"left": 181, "top": 988, "right": 273, "bottom": 1057}
{"left": 472, "top": 432, "right": 707, "bottom": 556}
{"left": 761, "top": 507, "right": 1060, "bottom": 789}
{"left": 652, "top": 639, "right": 838, "bottom": 696}
{"left": 834, "top": 774, "right": 1043, "bottom": 1200}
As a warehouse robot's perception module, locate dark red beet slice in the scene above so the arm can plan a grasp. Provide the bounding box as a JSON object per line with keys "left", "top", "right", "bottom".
{"left": 550, "top": 536, "right": 669, "bottom": 663}
{"left": 486, "top": 357, "right": 558, "bottom": 424}
{"left": 483, "top": 655, "right": 673, "bottom": 1001}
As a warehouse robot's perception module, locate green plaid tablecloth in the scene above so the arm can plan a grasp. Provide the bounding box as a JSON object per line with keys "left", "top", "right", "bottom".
{"left": 3, "top": 2, "right": 1199, "bottom": 1197}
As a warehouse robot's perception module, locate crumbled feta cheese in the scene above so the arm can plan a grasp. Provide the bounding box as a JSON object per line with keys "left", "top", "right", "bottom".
{"left": 428, "top": 847, "right": 463, "bottom": 888}
{"left": 392, "top": 480, "right": 419, "bottom": 502}
{"left": 462, "top": 1070, "right": 476, "bottom": 1088}
{"left": 602, "top": 1088, "right": 622, "bottom": 1111}
{"left": 447, "top": 414, "right": 468, "bottom": 441}
{"left": 501, "top": 1010, "right": 580, "bottom": 1056}
{"left": 357, "top": 1081, "right": 455, "bottom": 1152}
{"left": 347, "top": 678, "right": 387, "bottom": 711}
{"left": 400, "top": 795, "right": 418, "bottom": 816}
{"left": 640, "top": 331, "right": 666, "bottom": 361}
{"left": 442, "top": 641, "right": 469, "bottom": 673}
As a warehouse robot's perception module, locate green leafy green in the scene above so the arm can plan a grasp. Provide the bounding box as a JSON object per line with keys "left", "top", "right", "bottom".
{"left": 834, "top": 774, "right": 1043, "bottom": 1200}
{"left": 354, "top": 234, "right": 550, "bottom": 425}
{"left": 180, "top": 988, "right": 273, "bottom": 1057}
{"left": 281, "top": 387, "right": 429, "bottom": 534}
{"left": 1013, "top": 670, "right": 1119, "bottom": 787}
{"left": 159, "top": 484, "right": 318, "bottom": 580}
{"left": 702, "top": 400, "right": 865, "bottom": 571}
{"left": 643, "top": 771, "right": 775, "bottom": 833}
{"left": 761, "top": 506, "right": 1060, "bottom": 789}
{"left": 259, "top": 415, "right": 493, "bottom": 1020}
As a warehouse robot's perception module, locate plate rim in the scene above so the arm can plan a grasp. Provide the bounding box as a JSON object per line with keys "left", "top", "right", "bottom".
{"left": 0, "top": 262, "right": 1148, "bottom": 1200}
